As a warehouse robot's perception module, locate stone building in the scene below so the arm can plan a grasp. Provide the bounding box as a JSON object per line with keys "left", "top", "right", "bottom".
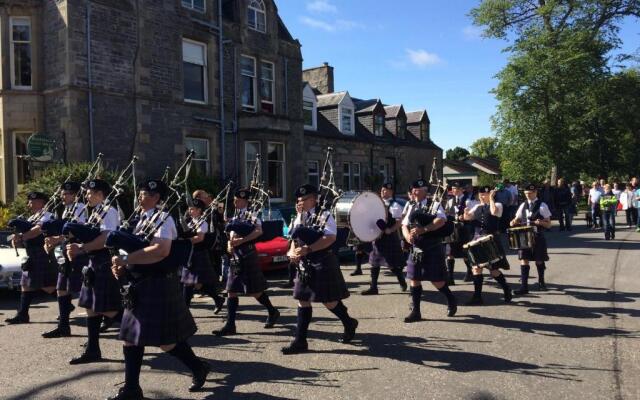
{"left": 0, "top": 0, "right": 441, "bottom": 203}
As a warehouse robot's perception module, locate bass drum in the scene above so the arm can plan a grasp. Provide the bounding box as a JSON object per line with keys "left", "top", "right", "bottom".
{"left": 335, "top": 191, "right": 387, "bottom": 243}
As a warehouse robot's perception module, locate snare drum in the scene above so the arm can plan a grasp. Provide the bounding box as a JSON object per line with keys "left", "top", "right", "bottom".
{"left": 463, "top": 235, "right": 502, "bottom": 267}
{"left": 507, "top": 226, "right": 536, "bottom": 250}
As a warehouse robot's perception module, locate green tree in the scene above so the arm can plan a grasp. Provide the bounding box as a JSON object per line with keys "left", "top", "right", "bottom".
{"left": 445, "top": 146, "right": 470, "bottom": 161}
{"left": 469, "top": 137, "right": 499, "bottom": 159}
{"left": 471, "top": 0, "right": 640, "bottom": 182}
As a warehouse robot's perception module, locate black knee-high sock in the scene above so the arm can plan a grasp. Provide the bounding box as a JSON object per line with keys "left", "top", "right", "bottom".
{"left": 446, "top": 258, "right": 455, "bottom": 276}
{"left": 536, "top": 263, "right": 546, "bottom": 284}
{"left": 58, "top": 295, "right": 73, "bottom": 328}
{"left": 123, "top": 345, "right": 144, "bottom": 390}
{"left": 393, "top": 267, "right": 405, "bottom": 284}
{"left": 202, "top": 285, "right": 223, "bottom": 304}
{"left": 494, "top": 272, "right": 510, "bottom": 291}
{"left": 355, "top": 252, "right": 365, "bottom": 270}
{"left": 520, "top": 265, "right": 530, "bottom": 289}
{"left": 18, "top": 291, "right": 36, "bottom": 316}
{"left": 288, "top": 262, "right": 297, "bottom": 283}
{"left": 226, "top": 296, "right": 239, "bottom": 325}
{"left": 183, "top": 285, "right": 194, "bottom": 307}
{"left": 256, "top": 292, "right": 276, "bottom": 313}
{"left": 473, "top": 275, "right": 484, "bottom": 297}
{"left": 167, "top": 342, "right": 203, "bottom": 373}
{"left": 295, "top": 307, "right": 312, "bottom": 342}
{"left": 370, "top": 266, "right": 380, "bottom": 289}
{"left": 410, "top": 285, "right": 423, "bottom": 313}
{"left": 464, "top": 257, "right": 472, "bottom": 275}
{"left": 86, "top": 315, "right": 102, "bottom": 354}
{"left": 438, "top": 285, "right": 457, "bottom": 305}
{"left": 329, "top": 301, "right": 352, "bottom": 326}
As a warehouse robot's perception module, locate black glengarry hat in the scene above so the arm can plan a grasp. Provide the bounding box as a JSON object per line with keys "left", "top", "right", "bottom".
{"left": 295, "top": 184, "right": 318, "bottom": 198}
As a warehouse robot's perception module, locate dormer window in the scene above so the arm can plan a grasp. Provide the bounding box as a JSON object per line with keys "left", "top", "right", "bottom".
{"left": 247, "top": 0, "right": 267, "bottom": 33}
{"left": 374, "top": 114, "right": 385, "bottom": 136}
{"left": 396, "top": 118, "right": 406, "bottom": 139}
{"left": 420, "top": 120, "right": 428, "bottom": 140}
{"left": 340, "top": 107, "right": 354, "bottom": 135}
{"left": 181, "top": 0, "right": 205, "bottom": 13}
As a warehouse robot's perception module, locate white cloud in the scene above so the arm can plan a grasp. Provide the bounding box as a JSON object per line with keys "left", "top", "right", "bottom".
{"left": 463, "top": 25, "right": 483, "bottom": 40}
{"left": 307, "top": 0, "right": 337, "bottom": 14}
{"left": 406, "top": 49, "right": 442, "bottom": 67}
{"left": 300, "top": 16, "right": 364, "bottom": 33}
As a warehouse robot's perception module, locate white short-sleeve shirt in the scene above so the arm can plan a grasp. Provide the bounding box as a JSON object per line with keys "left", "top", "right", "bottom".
{"left": 34, "top": 211, "right": 53, "bottom": 226}
{"left": 66, "top": 203, "right": 87, "bottom": 223}
{"left": 293, "top": 209, "right": 337, "bottom": 236}
{"left": 468, "top": 202, "right": 504, "bottom": 219}
{"left": 402, "top": 199, "right": 446, "bottom": 226}
{"left": 384, "top": 198, "right": 404, "bottom": 219}
{"left": 98, "top": 206, "right": 121, "bottom": 232}
{"left": 515, "top": 199, "right": 552, "bottom": 225}
{"left": 135, "top": 208, "right": 177, "bottom": 240}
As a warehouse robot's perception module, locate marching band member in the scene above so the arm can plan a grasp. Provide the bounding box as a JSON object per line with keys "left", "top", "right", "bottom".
{"left": 510, "top": 183, "right": 552, "bottom": 294}
{"left": 5, "top": 192, "right": 57, "bottom": 324}
{"left": 443, "top": 181, "right": 470, "bottom": 285}
{"left": 462, "top": 186, "right": 513, "bottom": 305}
{"left": 181, "top": 197, "right": 225, "bottom": 312}
{"left": 109, "top": 179, "right": 209, "bottom": 400}
{"left": 42, "top": 181, "right": 88, "bottom": 338}
{"left": 214, "top": 188, "right": 280, "bottom": 336}
{"left": 361, "top": 182, "right": 407, "bottom": 295}
{"left": 66, "top": 179, "right": 121, "bottom": 365}
{"left": 283, "top": 184, "right": 358, "bottom": 354}
{"left": 401, "top": 179, "right": 458, "bottom": 323}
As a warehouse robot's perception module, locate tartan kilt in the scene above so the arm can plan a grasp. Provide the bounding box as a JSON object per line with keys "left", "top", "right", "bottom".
{"left": 119, "top": 273, "right": 197, "bottom": 346}
{"left": 446, "top": 241, "right": 466, "bottom": 259}
{"left": 78, "top": 250, "right": 122, "bottom": 313}
{"left": 518, "top": 233, "right": 549, "bottom": 262}
{"left": 226, "top": 245, "right": 268, "bottom": 294}
{"left": 20, "top": 246, "right": 58, "bottom": 289}
{"left": 180, "top": 249, "right": 218, "bottom": 286}
{"left": 406, "top": 242, "right": 447, "bottom": 282}
{"left": 369, "top": 233, "right": 406, "bottom": 270}
{"left": 56, "top": 254, "right": 87, "bottom": 293}
{"left": 293, "top": 251, "right": 350, "bottom": 303}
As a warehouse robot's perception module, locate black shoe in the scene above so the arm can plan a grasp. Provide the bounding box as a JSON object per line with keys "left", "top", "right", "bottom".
{"left": 465, "top": 296, "right": 484, "bottom": 306}
{"left": 447, "top": 300, "right": 458, "bottom": 317}
{"left": 403, "top": 310, "right": 422, "bottom": 323}
{"left": 360, "top": 287, "right": 378, "bottom": 296}
{"left": 69, "top": 350, "right": 102, "bottom": 365}
{"left": 264, "top": 309, "right": 280, "bottom": 328}
{"left": 447, "top": 278, "right": 456, "bottom": 286}
{"left": 213, "top": 323, "right": 236, "bottom": 337}
{"left": 106, "top": 386, "right": 144, "bottom": 400}
{"left": 536, "top": 282, "right": 548, "bottom": 291}
{"left": 341, "top": 318, "right": 358, "bottom": 343}
{"left": 350, "top": 269, "right": 363, "bottom": 276}
{"left": 5, "top": 314, "right": 29, "bottom": 324}
{"left": 189, "top": 362, "right": 210, "bottom": 392}
{"left": 504, "top": 289, "right": 513, "bottom": 302}
{"left": 514, "top": 288, "right": 529, "bottom": 295}
{"left": 213, "top": 296, "right": 225, "bottom": 315}
{"left": 281, "top": 340, "right": 309, "bottom": 355}
{"left": 463, "top": 273, "right": 473, "bottom": 282}
{"left": 42, "top": 326, "right": 71, "bottom": 338}
{"left": 100, "top": 317, "right": 115, "bottom": 333}
{"left": 399, "top": 279, "right": 408, "bottom": 292}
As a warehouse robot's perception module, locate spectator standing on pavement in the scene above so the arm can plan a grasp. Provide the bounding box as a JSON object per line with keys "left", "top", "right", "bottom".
{"left": 505, "top": 179, "right": 519, "bottom": 222}
{"left": 588, "top": 181, "right": 604, "bottom": 229}
{"left": 555, "top": 178, "right": 573, "bottom": 231}
{"left": 600, "top": 184, "right": 618, "bottom": 240}
{"left": 540, "top": 180, "right": 556, "bottom": 226}
{"left": 629, "top": 177, "right": 639, "bottom": 227}
{"left": 619, "top": 184, "right": 635, "bottom": 228}
{"left": 634, "top": 183, "right": 640, "bottom": 232}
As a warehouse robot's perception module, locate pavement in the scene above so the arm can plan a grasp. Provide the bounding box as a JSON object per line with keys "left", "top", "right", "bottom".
{"left": 0, "top": 217, "right": 638, "bottom": 400}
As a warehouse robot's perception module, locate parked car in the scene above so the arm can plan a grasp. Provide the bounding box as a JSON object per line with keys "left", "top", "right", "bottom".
{"left": 255, "top": 205, "right": 295, "bottom": 272}
{"left": 0, "top": 231, "right": 26, "bottom": 290}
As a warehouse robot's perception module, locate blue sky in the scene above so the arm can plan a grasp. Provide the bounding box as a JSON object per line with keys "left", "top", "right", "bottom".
{"left": 275, "top": 0, "right": 640, "bottom": 153}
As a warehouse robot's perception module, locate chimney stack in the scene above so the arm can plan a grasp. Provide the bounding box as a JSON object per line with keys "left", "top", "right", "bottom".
{"left": 302, "top": 63, "right": 334, "bottom": 94}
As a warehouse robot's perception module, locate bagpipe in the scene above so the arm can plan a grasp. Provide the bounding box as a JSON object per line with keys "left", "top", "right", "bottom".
{"left": 62, "top": 155, "right": 137, "bottom": 244}
{"left": 105, "top": 151, "right": 196, "bottom": 273}
{"left": 407, "top": 157, "right": 455, "bottom": 239}
{"left": 225, "top": 153, "right": 270, "bottom": 237}
{"left": 290, "top": 147, "right": 343, "bottom": 246}
{"left": 183, "top": 180, "right": 233, "bottom": 250}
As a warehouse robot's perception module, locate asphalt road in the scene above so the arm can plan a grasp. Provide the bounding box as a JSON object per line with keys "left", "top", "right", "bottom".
{"left": 0, "top": 217, "right": 638, "bottom": 400}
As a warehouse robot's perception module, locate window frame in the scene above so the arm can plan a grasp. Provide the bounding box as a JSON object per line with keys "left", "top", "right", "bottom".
{"left": 267, "top": 142, "right": 286, "bottom": 202}
{"left": 352, "top": 162, "right": 361, "bottom": 190}
{"left": 340, "top": 106, "right": 354, "bottom": 135}
{"left": 244, "top": 141, "right": 262, "bottom": 186}
{"left": 182, "top": 38, "right": 208, "bottom": 104}
{"left": 307, "top": 160, "right": 320, "bottom": 188}
{"left": 10, "top": 17, "right": 33, "bottom": 90}
{"left": 184, "top": 137, "right": 211, "bottom": 175}
{"left": 396, "top": 117, "right": 407, "bottom": 139}
{"left": 420, "top": 119, "right": 428, "bottom": 140}
{"left": 181, "top": 0, "right": 205, "bottom": 13}
{"left": 12, "top": 131, "right": 32, "bottom": 193}
{"left": 374, "top": 113, "right": 385, "bottom": 136}
{"left": 342, "top": 162, "right": 351, "bottom": 191}
{"left": 247, "top": 0, "right": 267, "bottom": 33}
{"left": 240, "top": 55, "right": 257, "bottom": 112}
{"left": 260, "top": 60, "right": 275, "bottom": 114}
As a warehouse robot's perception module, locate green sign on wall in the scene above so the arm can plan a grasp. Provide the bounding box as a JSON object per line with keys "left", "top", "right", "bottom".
{"left": 27, "top": 134, "right": 56, "bottom": 162}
